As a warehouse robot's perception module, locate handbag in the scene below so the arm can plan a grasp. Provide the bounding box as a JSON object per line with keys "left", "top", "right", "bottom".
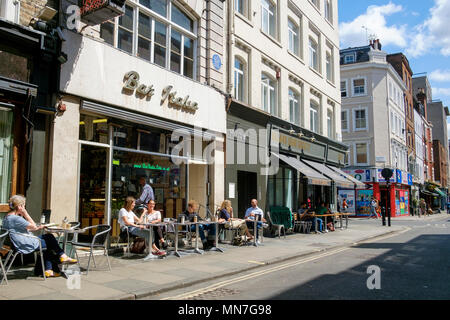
{"left": 130, "top": 237, "right": 146, "bottom": 254}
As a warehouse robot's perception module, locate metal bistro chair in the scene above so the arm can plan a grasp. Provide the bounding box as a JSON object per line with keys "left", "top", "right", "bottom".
{"left": 2, "top": 230, "right": 47, "bottom": 283}
{"left": 69, "top": 225, "right": 112, "bottom": 276}
{"left": 266, "top": 212, "right": 286, "bottom": 239}
{"left": 0, "top": 229, "right": 10, "bottom": 285}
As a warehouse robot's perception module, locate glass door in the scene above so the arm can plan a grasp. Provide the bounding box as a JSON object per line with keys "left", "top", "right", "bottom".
{"left": 0, "top": 108, "right": 13, "bottom": 204}
{"left": 78, "top": 144, "right": 109, "bottom": 241}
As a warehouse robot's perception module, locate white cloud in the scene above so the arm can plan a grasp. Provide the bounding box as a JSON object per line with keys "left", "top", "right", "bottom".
{"left": 433, "top": 87, "right": 450, "bottom": 97}
{"left": 429, "top": 70, "right": 450, "bottom": 82}
{"left": 339, "top": 3, "right": 407, "bottom": 49}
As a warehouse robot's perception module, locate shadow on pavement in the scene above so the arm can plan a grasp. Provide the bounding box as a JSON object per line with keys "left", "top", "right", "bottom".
{"left": 269, "top": 234, "right": 450, "bottom": 300}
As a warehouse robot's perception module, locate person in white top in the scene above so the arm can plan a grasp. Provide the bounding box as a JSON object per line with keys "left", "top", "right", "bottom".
{"left": 142, "top": 200, "right": 168, "bottom": 249}
{"left": 119, "top": 196, "right": 165, "bottom": 255}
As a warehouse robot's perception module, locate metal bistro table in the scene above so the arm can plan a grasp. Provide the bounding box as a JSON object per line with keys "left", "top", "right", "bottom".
{"left": 316, "top": 213, "right": 337, "bottom": 232}
{"left": 169, "top": 221, "right": 204, "bottom": 258}
{"left": 142, "top": 222, "right": 167, "bottom": 261}
{"left": 44, "top": 226, "right": 85, "bottom": 254}
{"left": 203, "top": 220, "right": 225, "bottom": 253}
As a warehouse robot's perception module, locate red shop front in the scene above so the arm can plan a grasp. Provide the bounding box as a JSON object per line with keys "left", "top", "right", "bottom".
{"left": 376, "top": 183, "right": 410, "bottom": 217}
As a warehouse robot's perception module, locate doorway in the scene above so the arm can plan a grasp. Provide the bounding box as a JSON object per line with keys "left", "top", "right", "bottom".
{"left": 237, "top": 171, "right": 257, "bottom": 219}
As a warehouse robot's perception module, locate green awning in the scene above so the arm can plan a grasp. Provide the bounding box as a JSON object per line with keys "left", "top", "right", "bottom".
{"left": 434, "top": 188, "right": 447, "bottom": 198}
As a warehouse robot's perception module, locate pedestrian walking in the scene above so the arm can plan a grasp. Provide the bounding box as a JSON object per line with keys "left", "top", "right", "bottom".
{"left": 369, "top": 198, "right": 379, "bottom": 219}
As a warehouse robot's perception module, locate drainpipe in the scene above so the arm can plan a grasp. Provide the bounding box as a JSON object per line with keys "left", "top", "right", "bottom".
{"left": 226, "top": 0, "right": 234, "bottom": 95}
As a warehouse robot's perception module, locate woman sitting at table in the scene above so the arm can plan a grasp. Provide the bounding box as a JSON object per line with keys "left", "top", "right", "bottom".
{"left": 142, "top": 200, "right": 168, "bottom": 249}
{"left": 119, "top": 196, "right": 165, "bottom": 256}
{"left": 218, "top": 200, "right": 254, "bottom": 241}
{"left": 2, "top": 195, "right": 77, "bottom": 278}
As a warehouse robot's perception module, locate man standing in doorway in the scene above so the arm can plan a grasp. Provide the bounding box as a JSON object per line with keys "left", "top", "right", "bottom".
{"left": 135, "top": 176, "right": 155, "bottom": 213}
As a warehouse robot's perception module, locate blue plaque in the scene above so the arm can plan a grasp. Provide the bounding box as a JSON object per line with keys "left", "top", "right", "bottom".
{"left": 212, "top": 54, "right": 222, "bottom": 71}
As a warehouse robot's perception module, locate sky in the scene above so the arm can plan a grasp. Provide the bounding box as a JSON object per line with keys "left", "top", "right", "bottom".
{"left": 338, "top": 0, "right": 450, "bottom": 136}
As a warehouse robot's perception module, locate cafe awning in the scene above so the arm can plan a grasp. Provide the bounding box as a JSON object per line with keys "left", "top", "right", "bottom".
{"left": 272, "top": 152, "right": 331, "bottom": 186}
{"left": 326, "top": 165, "right": 366, "bottom": 189}
{"left": 301, "top": 159, "right": 355, "bottom": 189}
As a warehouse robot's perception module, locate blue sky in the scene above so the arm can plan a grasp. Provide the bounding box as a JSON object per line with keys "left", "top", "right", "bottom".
{"left": 338, "top": 0, "right": 450, "bottom": 134}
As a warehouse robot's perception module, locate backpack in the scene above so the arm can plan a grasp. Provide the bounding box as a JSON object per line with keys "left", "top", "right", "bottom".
{"left": 130, "top": 237, "right": 146, "bottom": 254}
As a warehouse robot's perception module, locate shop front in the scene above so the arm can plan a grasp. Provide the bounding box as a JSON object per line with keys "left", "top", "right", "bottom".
{"left": 377, "top": 169, "right": 412, "bottom": 217}
{"left": 49, "top": 30, "right": 226, "bottom": 239}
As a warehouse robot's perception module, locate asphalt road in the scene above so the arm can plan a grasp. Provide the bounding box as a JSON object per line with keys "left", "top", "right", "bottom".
{"left": 147, "top": 216, "right": 450, "bottom": 300}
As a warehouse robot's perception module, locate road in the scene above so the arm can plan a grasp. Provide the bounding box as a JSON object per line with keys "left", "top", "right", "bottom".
{"left": 144, "top": 216, "right": 450, "bottom": 300}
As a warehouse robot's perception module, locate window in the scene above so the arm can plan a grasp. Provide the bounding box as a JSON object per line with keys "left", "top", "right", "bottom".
{"left": 289, "top": 89, "right": 300, "bottom": 125}
{"left": 341, "top": 80, "right": 347, "bottom": 98}
{"left": 355, "top": 143, "right": 368, "bottom": 165}
{"left": 0, "top": 108, "right": 13, "bottom": 203}
{"left": 234, "top": 58, "right": 245, "bottom": 102}
{"left": 324, "top": 0, "right": 332, "bottom": 23}
{"left": 353, "top": 78, "right": 366, "bottom": 95}
{"left": 341, "top": 110, "right": 349, "bottom": 132}
{"left": 390, "top": 112, "right": 395, "bottom": 133}
{"left": 310, "top": 102, "right": 319, "bottom": 133}
{"left": 261, "top": 74, "right": 277, "bottom": 115}
{"left": 288, "top": 19, "right": 299, "bottom": 56}
{"left": 327, "top": 110, "right": 333, "bottom": 138}
{"left": 261, "top": 0, "right": 276, "bottom": 38}
{"left": 326, "top": 51, "right": 333, "bottom": 82}
{"left": 310, "top": 0, "right": 320, "bottom": 9}
{"left": 99, "top": 0, "right": 196, "bottom": 79}
{"left": 354, "top": 108, "right": 367, "bottom": 131}
{"left": 344, "top": 55, "right": 355, "bottom": 63}
{"left": 235, "top": 0, "right": 246, "bottom": 16}
{"left": 309, "top": 38, "right": 318, "bottom": 71}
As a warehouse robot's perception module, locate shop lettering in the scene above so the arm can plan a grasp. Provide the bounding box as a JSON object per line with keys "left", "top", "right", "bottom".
{"left": 161, "top": 85, "right": 199, "bottom": 113}
{"left": 123, "top": 71, "right": 155, "bottom": 98}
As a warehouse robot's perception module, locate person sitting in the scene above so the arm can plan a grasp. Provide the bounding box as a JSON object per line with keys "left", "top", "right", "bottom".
{"left": 315, "top": 202, "right": 333, "bottom": 232}
{"left": 218, "top": 200, "right": 253, "bottom": 241}
{"left": 119, "top": 196, "right": 165, "bottom": 256}
{"left": 179, "top": 200, "right": 216, "bottom": 250}
{"left": 244, "top": 199, "right": 267, "bottom": 244}
{"left": 142, "top": 200, "right": 168, "bottom": 249}
{"left": 298, "top": 203, "right": 323, "bottom": 233}
{"left": 2, "top": 195, "right": 77, "bottom": 278}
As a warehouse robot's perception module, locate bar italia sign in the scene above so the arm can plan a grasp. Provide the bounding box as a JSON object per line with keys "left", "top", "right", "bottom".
{"left": 122, "top": 71, "right": 199, "bottom": 114}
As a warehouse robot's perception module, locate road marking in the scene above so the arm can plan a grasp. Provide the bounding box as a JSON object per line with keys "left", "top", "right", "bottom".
{"left": 162, "top": 247, "right": 350, "bottom": 300}
{"left": 248, "top": 261, "right": 266, "bottom": 265}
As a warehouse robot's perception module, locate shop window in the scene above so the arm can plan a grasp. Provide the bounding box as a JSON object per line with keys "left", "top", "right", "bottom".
{"left": 0, "top": 108, "right": 13, "bottom": 203}
{"left": 138, "top": 129, "right": 161, "bottom": 152}
{"left": 79, "top": 115, "right": 109, "bottom": 144}
{"left": 113, "top": 126, "right": 138, "bottom": 149}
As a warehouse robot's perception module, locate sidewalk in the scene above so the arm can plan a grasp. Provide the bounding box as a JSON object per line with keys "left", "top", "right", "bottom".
{"left": 0, "top": 220, "right": 410, "bottom": 300}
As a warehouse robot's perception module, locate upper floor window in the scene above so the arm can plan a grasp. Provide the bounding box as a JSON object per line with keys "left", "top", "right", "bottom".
{"left": 354, "top": 108, "right": 367, "bottom": 131}
{"left": 341, "top": 110, "right": 349, "bottom": 132}
{"left": 288, "top": 19, "right": 300, "bottom": 56}
{"left": 327, "top": 110, "right": 333, "bottom": 138}
{"left": 353, "top": 78, "right": 366, "bottom": 96}
{"left": 341, "top": 80, "right": 347, "bottom": 98}
{"left": 326, "top": 50, "right": 333, "bottom": 82}
{"left": 289, "top": 89, "right": 300, "bottom": 125}
{"left": 261, "top": 73, "right": 277, "bottom": 115}
{"left": 310, "top": 0, "right": 320, "bottom": 9}
{"left": 310, "top": 101, "right": 320, "bottom": 133}
{"left": 344, "top": 54, "right": 355, "bottom": 64}
{"left": 100, "top": 0, "right": 196, "bottom": 79}
{"left": 355, "top": 143, "right": 369, "bottom": 165}
{"left": 324, "top": 0, "right": 332, "bottom": 23}
{"left": 235, "top": 0, "right": 247, "bottom": 16}
{"left": 261, "top": 0, "right": 276, "bottom": 38}
{"left": 234, "top": 58, "right": 245, "bottom": 102}
{"left": 309, "top": 38, "right": 318, "bottom": 71}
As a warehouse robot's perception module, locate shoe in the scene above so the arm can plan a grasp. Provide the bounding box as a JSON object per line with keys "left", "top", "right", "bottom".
{"left": 44, "top": 270, "right": 61, "bottom": 278}
{"left": 256, "top": 240, "right": 262, "bottom": 245}
{"left": 325, "top": 229, "right": 329, "bottom": 233}
{"left": 262, "top": 223, "right": 269, "bottom": 228}
{"left": 152, "top": 250, "right": 166, "bottom": 256}
{"left": 161, "top": 241, "right": 168, "bottom": 250}
{"left": 60, "top": 256, "right": 78, "bottom": 264}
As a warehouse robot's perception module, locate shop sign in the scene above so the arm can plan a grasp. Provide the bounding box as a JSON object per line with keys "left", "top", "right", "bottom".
{"left": 407, "top": 173, "right": 413, "bottom": 186}
{"left": 338, "top": 190, "right": 355, "bottom": 214}
{"left": 133, "top": 163, "right": 170, "bottom": 171}
{"left": 396, "top": 169, "right": 402, "bottom": 184}
{"left": 122, "top": 71, "right": 199, "bottom": 113}
{"left": 401, "top": 170, "right": 408, "bottom": 185}
{"left": 356, "top": 190, "right": 374, "bottom": 217}
{"left": 377, "top": 169, "right": 395, "bottom": 183}
{"left": 274, "top": 132, "right": 326, "bottom": 160}
{"left": 327, "top": 148, "right": 345, "bottom": 164}
{"left": 343, "top": 169, "right": 372, "bottom": 182}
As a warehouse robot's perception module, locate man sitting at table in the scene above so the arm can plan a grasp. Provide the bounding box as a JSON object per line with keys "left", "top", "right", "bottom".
{"left": 298, "top": 203, "right": 323, "bottom": 233}
{"left": 315, "top": 202, "right": 334, "bottom": 232}
{"left": 244, "top": 199, "right": 267, "bottom": 244}
{"left": 179, "top": 200, "right": 216, "bottom": 250}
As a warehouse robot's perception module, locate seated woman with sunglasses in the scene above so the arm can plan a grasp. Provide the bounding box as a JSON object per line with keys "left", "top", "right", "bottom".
{"left": 2, "top": 195, "right": 77, "bottom": 278}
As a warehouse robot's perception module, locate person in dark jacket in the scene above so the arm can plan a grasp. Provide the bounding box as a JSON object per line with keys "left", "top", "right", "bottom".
{"left": 179, "top": 200, "right": 216, "bottom": 250}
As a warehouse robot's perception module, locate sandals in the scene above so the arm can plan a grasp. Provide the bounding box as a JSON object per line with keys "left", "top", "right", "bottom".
{"left": 60, "top": 256, "right": 78, "bottom": 264}
{"left": 44, "top": 270, "right": 61, "bottom": 278}
{"left": 152, "top": 250, "right": 166, "bottom": 256}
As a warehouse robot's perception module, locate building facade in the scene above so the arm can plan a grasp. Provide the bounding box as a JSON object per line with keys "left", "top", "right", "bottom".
{"left": 341, "top": 41, "right": 411, "bottom": 217}
{"left": 224, "top": 0, "right": 351, "bottom": 218}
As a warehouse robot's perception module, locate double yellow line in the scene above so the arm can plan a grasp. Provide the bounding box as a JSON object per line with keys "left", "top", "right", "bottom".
{"left": 162, "top": 247, "right": 351, "bottom": 300}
